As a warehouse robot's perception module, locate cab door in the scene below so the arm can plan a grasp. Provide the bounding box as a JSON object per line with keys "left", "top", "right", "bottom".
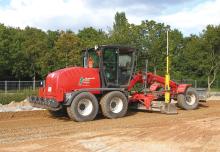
{"left": 102, "top": 48, "right": 118, "bottom": 87}
{"left": 118, "top": 52, "right": 133, "bottom": 86}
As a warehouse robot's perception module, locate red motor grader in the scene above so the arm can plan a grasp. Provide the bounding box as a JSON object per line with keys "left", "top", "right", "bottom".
{"left": 29, "top": 45, "right": 199, "bottom": 122}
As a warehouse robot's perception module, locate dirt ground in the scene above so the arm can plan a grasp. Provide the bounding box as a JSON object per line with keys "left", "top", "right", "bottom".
{"left": 0, "top": 101, "right": 219, "bottom": 152}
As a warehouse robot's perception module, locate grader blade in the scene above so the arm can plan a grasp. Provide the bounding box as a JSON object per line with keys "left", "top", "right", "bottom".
{"left": 160, "top": 103, "right": 177, "bottom": 114}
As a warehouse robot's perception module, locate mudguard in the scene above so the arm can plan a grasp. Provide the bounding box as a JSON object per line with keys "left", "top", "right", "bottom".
{"left": 176, "top": 84, "right": 192, "bottom": 94}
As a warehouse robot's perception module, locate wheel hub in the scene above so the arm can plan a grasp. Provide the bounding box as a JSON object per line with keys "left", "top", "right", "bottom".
{"left": 111, "top": 102, "right": 116, "bottom": 109}
{"left": 186, "top": 93, "right": 196, "bottom": 105}
{"left": 79, "top": 104, "right": 86, "bottom": 111}
{"left": 110, "top": 97, "right": 123, "bottom": 113}
{"left": 77, "top": 99, "right": 93, "bottom": 116}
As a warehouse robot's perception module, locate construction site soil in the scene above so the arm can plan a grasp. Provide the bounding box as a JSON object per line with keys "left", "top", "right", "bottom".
{"left": 0, "top": 101, "right": 219, "bottom": 152}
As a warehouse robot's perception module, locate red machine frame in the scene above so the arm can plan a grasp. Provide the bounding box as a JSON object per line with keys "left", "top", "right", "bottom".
{"left": 128, "top": 72, "right": 191, "bottom": 110}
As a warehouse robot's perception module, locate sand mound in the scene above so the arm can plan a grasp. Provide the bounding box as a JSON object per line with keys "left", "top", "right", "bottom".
{"left": 0, "top": 99, "right": 43, "bottom": 112}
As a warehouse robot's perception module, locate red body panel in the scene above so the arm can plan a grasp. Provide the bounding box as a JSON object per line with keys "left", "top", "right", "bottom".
{"left": 128, "top": 72, "right": 178, "bottom": 93}
{"left": 177, "top": 84, "right": 191, "bottom": 93}
{"left": 131, "top": 93, "right": 156, "bottom": 109}
{"left": 128, "top": 72, "right": 190, "bottom": 95}
{"left": 39, "top": 67, "right": 101, "bottom": 102}
{"left": 146, "top": 72, "right": 178, "bottom": 91}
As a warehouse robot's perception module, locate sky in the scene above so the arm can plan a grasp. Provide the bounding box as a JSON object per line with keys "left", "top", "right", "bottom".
{"left": 0, "top": 0, "right": 219, "bottom": 36}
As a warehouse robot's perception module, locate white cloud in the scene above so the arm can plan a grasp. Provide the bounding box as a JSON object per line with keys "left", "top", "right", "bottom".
{"left": 157, "top": 0, "right": 220, "bottom": 36}
{"left": 0, "top": 0, "right": 219, "bottom": 35}
{"left": 0, "top": 0, "right": 114, "bottom": 31}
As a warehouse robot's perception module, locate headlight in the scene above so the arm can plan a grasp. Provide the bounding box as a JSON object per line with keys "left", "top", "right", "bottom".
{"left": 48, "top": 86, "right": 52, "bottom": 92}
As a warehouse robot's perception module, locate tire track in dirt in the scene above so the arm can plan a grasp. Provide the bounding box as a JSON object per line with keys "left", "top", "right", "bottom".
{"left": 0, "top": 101, "right": 219, "bottom": 152}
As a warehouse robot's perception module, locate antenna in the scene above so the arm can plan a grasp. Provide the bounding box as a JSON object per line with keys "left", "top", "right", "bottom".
{"left": 166, "top": 30, "right": 169, "bottom": 74}
{"left": 143, "top": 60, "right": 148, "bottom": 95}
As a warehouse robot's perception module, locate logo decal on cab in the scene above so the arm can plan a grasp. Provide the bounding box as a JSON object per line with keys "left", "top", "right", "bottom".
{"left": 79, "top": 77, "right": 95, "bottom": 86}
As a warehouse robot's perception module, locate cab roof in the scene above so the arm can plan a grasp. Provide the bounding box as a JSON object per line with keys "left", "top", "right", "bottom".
{"left": 100, "top": 45, "right": 136, "bottom": 53}
{"left": 83, "top": 45, "right": 136, "bottom": 53}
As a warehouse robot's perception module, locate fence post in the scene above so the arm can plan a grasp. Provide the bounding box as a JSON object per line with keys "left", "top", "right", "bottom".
{"left": 195, "top": 80, "right": 197, "bottom": 88}
{"left": 33, "top": 80, "right": 35, "bottom": 90}
{"left": 18, "top": 80, "right": 21, "bottom": 91}
{"left": 217, "top": 80, "right": 219, "bottom": 89}
{"left": 5, "top": 81, "right": 7, "bottom": 94}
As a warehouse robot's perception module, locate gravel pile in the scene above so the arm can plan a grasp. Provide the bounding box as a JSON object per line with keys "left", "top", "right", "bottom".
{"left": 0, "top": 99, "right": 43, "bottom": 112}
{"left": 207, "top": 96, "right": 220, "bottom": 101}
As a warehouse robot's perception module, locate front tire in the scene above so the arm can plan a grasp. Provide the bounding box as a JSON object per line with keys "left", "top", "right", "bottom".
{"left": 67, "top": 92, "right": 99, "bottom": 122}
{"left": 100, "top": 91, "right": 128, "bottom": 119}
{"left": 177, "top": 87, "right": 199, "bottom": 110}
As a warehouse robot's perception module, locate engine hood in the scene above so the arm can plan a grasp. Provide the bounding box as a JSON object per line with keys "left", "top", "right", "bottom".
{"left": 42, "top": 67, "right": 101, "bottom": 102}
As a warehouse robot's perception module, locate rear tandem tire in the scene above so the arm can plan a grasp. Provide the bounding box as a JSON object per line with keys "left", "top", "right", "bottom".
{"left": 177, "top": 87, "right": 199, "bottom": 110}
{"left": 67, "top": 92, "right": 99, "bottom": 122}
{"left": 100, "top": 91, "right": 128, "bottom": 119}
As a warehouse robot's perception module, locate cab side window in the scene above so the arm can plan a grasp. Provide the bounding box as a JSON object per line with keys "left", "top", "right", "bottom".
{"left": 118, "top": 53, "right": 132, "bottom": 85}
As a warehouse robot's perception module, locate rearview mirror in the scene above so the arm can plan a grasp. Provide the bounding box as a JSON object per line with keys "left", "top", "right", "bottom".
{"left": 94, "top": 45, "right": 98, "bottom": 50}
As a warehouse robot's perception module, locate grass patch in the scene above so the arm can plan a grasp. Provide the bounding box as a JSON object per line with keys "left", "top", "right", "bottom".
{"left": 0, "top": 89, "right": 38, "bottom": 105}
{"left": 211, "top": 88, "right": 220, "bottom": 92}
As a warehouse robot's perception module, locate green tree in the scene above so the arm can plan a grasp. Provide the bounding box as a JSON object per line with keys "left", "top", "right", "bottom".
{"left": 203, "top": 25, "right": 220, "bottom": 91}
{"left": 181, "top": 35, "right": 207, "bottom": 79}
{"left": 78, "top": 27, "right": 107, "bottom": 48}
{"left": 109, "top": 12, "right": 131, "bottom": 44}
{"left": 0, "top": 24, "right": 13, "bottom": 80}
{"left": 168, "top": 29, "right": 185, "bottom": 79}
{"left": 182, "top": 25, "right": 220, "bottom": 91}
{"left": 21, "top": 27, "right": 48, "bottom": 80}
{"left": 0, "top": 24, "right": 26, "bottom": 80}
{"left": 54, "top": 31, "right": 82, "bottom": 69}
{"left": 137, "top": 20, "right": 169, "bottom": 75}
{"left": 38, "top": 30, "right": 60, "bottom": 77}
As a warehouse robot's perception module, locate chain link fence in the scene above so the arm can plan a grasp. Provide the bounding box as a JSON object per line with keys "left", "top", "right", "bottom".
{"left": 0, "top": 81, "right": 42, "bottom": 104}
{"left": 175, "top": 79, "right": 220, "bottom": 90}
{"left": 0, "top": 80, "right": 220, "bottom": 93}
{"left": 0, "top": 81, "right": 42, "bottom": 93}
{"left": 0, "top": 80, "right": 219, "bottom": 105}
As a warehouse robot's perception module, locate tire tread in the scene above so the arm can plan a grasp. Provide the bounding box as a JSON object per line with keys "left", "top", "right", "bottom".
{"left": 100, "top": 91, "right": 128, "bottom": 119}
